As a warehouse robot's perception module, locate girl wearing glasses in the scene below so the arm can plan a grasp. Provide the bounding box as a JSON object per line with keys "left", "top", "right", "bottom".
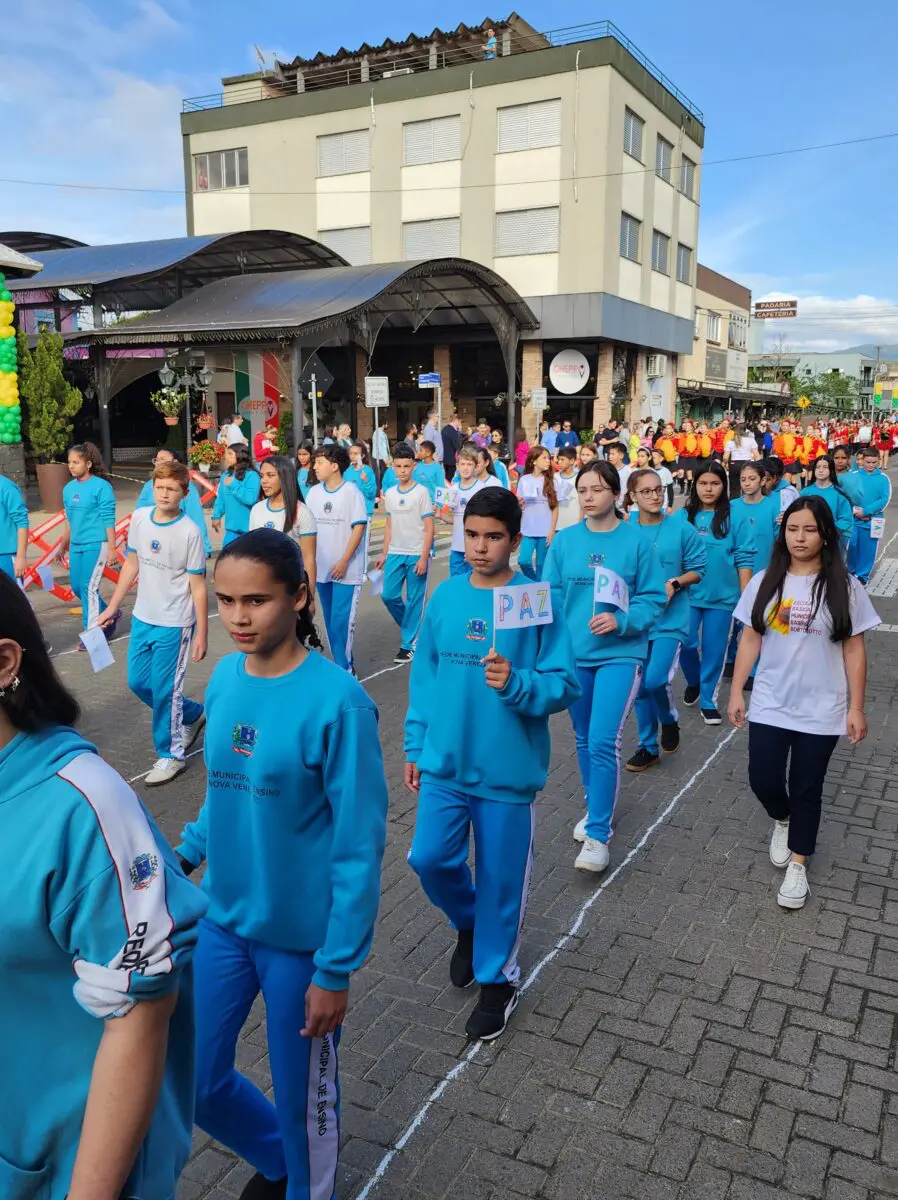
{"left": 623, "top": 469, "right": 706, "bottom": 772}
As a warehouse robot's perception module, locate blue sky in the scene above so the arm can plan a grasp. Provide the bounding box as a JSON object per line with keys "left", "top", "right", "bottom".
{"left": 4, "top": 0, "right": 897, "bottom": 350}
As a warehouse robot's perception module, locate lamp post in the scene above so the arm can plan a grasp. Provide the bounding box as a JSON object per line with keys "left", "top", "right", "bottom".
{"left": 157, "top": 355, "right": 212, "bottom": 454}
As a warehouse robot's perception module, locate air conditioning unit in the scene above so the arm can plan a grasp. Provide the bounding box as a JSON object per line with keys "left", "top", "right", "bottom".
{"left": 383, "top": 68, "right": 415, "bottom": 78}
{"left": 646, "top": 353, "right": 666, "bottom": 378}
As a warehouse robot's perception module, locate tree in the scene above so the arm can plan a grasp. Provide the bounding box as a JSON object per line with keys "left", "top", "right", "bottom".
{"left": 20, "top": 328, "right": 83, "bottom": 463}
{"left": 789, "top": 370, "right": 860, "bottom": 414}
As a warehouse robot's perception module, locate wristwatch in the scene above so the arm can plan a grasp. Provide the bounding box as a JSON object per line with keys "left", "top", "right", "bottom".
{"left": 669, "top": 579, "right": 682, "bottom": 592}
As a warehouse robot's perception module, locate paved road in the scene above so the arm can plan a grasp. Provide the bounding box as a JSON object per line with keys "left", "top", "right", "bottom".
{"left": 33, "top": 473, "right": 898, "bottom": 1200}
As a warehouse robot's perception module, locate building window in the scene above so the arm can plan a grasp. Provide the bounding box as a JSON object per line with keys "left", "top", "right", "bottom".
{"left": 655, "top": 136, "right": 673, "bottom": 184}
{"left": 317, "top": 226, "right": 372, "bottom": 265}
{"left": 651, "top": 230, "right": 669, "bottom": 274}
{"left": 497, "top": 99, "right": 562, "bottom": 153}
{"left": 403, "top": 115, "right": 462, "bottom": 166}
{"left": 317, "top": 130, "right": 370, "bottom": 177}
{"left": 728, "top": 313, "right": 747, "bottom": 351}
{"left": 495, "top": 207, "right": 560, "bottom": 256}
{"left": 620, "top": 213, "right": 641, "bottom": 263}
{"left": 402, "top": 217, "right": 461, "bottom": 259}
{"left": 676, "top": 242, "right": 692, "bottom": 283}
{"left": 680, "top": 155, "right": 696, "bottom": 199}
{"left": 623, "top": 108, "right": 644, "bottom": 160}
{"left": 707, "top": 311, "right": 721, "bottom": 343}
{"left": 194, "top": 148, "right": 248, "bottom": 191}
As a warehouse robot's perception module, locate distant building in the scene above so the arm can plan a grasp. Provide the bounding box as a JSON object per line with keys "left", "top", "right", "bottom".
{"left": 749, "top": 351, "right": 877, "bottom": 404}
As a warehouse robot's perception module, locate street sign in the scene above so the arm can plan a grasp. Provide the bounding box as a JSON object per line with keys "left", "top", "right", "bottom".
{"left": 530, "top": 387, "right": 548, "bottom": 411}
{"left": 418, "top": 372, "right": 441, "bottom": 387}
{"left": 753, "top": 300, "right": 798, "bottom": 319}
{"left": 364, "top": 376, "right": 389, "bottom": 408}
{"left": 298, "top": 352, "right": 334, "bottom": 398}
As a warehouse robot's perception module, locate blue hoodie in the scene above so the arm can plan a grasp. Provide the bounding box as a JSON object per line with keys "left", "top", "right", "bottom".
{"left": 732, "top": 494, "right": 780, "bottom": 573}
{"left": 543, "top": 519, "right": 666, "bottom": 667}
{"left": 211, "top": 468, "right": 261, "bottom": 536}
{"left": 836, "top": 469, "right": 863, "bottom": 506}
{"left": 800, "top": 483, "right": 854, "bottom": 541}
{"left": 850, "top": 467, "right": 891, "bottom": 525}
{"left": 629, "top": 513, "right": 707, "bottom": 641}
{"left": 136, "top": 478, "right": 212, "bottom": 555}
{"left": 62, "top": 474, "right": 116, "bottom": 545}
{"left": 177, "top": 651, "right": 388, "bottom": 991}
{"left": 345, "top": 463, "right": 377, "bottom": 516}
{"left": 0, "top": 474, "right": 29, "bottom": 555}
{"left": 675, "top": 507, "right": 755, "bottom": 610}
{"left": 404, "top": 572, "right": 580, "bottom": 804}
{"left": 0, "top": 726, "right": 206, "bottom": 1200}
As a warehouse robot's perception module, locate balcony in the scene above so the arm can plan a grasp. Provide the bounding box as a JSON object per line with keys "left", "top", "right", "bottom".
{"left": 182, "top": 19, "right": 703, "bottom": 122}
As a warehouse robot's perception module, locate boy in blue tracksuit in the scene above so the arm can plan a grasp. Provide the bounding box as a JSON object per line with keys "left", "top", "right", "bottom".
{"left": 136, "top": 449, "right": 212, "bottom": 555}
{"left": 0, "top": 471, "right": 29, "bottom": 578}
{"left": 405, "top": 487, "right": 579, "bottom": 1041}
{"left": 61, "top": 441, "right": 118, "bottom": 630}
{"left": 847, "top": 446, "right": 892, "bottom": 583}
{"left": 375, "top": 443, "right": 434, "bottom": 663}
{"left": 414, "top": 440, "right": 447, "bottom": 501}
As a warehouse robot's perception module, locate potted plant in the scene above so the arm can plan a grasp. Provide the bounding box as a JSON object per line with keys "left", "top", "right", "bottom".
{"left": 187, "top": 439, "right": 224, "bottom": 475}
{"left": 149, "top": 388, "right": 188, "bottom": 426}
{"left": 19, "top": 328, "right": 84, "bottom": 511}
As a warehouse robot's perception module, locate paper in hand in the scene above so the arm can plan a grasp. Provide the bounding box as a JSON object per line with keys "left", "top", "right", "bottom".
{"left": 367, "top": 568, "right": 384, "bottom": 597}
{"left": 79, "top": 626, "right": 115, "bottom": 672}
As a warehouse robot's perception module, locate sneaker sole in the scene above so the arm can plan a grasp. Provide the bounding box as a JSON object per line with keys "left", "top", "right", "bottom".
{"left": 661, "top": 744, "right": 680, "bottom": 755}
{"left": 625, "top": 758, "right": 659, "bottom": 773}
{"left": 145, "top": 764, "right": 187, "bottom": 787}
{"left": 777, "top": 891, "right": 808, "bottom": 910}
{"left": 702, "top": 715, "right": 722, "bottom": 726}
{"left": 770, "top": 852, "right": 792, "bottom": 869}
{"left": 473, "top": 990, "right": 520, "bottom": 1042}
{"left": 574, "top": 855, "right": 609, "bottom": 874}
{"left": 682, "top": 696, "right": 699, "bottom": 707}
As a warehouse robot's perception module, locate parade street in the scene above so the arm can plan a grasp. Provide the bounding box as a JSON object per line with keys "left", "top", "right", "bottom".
{"left": 28, "top": 484, "right": 898, "bottom": 1200}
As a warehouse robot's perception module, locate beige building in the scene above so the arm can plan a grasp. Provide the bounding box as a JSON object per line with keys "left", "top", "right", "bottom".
{"left": 181, "top": 16, "right": 705, "bottom": 433}
{"left": 677, "top": 264, "right": 752, "bottom": 419}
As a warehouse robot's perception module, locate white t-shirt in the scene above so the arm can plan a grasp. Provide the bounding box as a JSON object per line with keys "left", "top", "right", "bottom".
{"left": 450, "top": 478, "right": 495, "bottom": 553}
{"left": 729, "top": 435, "right": 757, "bottom": 462}
{"left": 249, "top": 499, "right": 317, "bottom": 547}
{"left": 127, "top": 508, "right": 205, "bottom": 628}
{"left": 554, "top": 472, "right": 581, "bottom": 531}
{"left": 655, "top": 465, "right": 674, "bottom": 488}
{"left": 305, "top": 480, "right": 367, "bottom": 585}
{"left": 517, "top": 472, "right": 553, "bottom": 537}
{"left": 385, "top": 482, "right": 433, "bottom": 556}
{"left": 219, "top": 422, "right": 247, "bottom": 447}
{"left": 858, "top": 425, "right": 873, "bottom": 444}
{"left": 733, "top": 569, "right": 880, "bottom": 735}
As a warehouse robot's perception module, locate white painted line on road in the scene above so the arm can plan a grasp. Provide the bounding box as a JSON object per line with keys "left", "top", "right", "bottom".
{"left": 354, "top": 726, "right": 740, "bottom": 1200}
{"left": 873, "top": 625, "right": 898, "bottom": 634}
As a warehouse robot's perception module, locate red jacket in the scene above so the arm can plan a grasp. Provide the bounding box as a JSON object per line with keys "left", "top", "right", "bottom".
{"left": 253, "top": 431, "right": 277, "bottom": 462}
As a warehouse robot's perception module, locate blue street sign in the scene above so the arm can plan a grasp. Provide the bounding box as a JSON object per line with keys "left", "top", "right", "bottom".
{"left": 417, "top": 372, "right": 441, "bottom": 387}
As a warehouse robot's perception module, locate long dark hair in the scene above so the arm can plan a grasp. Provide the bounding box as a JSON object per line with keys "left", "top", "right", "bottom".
{"left": 217, "top": 529, "right": 322, "bottom": 649}
{"left": 523, "top": 445, "right": 558, "bottom": 509}
{"left": 295, "top": 441, "right": 317, "bottom": 496}
{"left": 811, "top": 453, "right": 850, "bottom": 499}
{"left": 686, "top": 461, "right": 730, "bottom": 537}
{"left": 259, "top": 455, "right": 300, "bottom": 535}
{"left": 350, "top": 440, "right": 370, "bottom": 465}
{"left": 476, "top": 446, "right": 498, "bottom": 478}
{"left": 227, "top": 442, "right": 253, "bottom": 481}
{"left": 750, "top": 496, "right": 852, "bottom": 643}
{"left": 68, "top": 440, "right": 109, "bottom": 479}
{"left": 576, "top": 458, "right": 621, "bottom": 495}
{"left": 0, "top": 574, "right": 80, "bottom": 732}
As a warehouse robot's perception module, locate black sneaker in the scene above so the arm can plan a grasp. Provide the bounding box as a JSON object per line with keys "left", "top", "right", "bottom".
{"left": 626, "top": 748, "right": 659, "bottom": 773}
{"left": 465, "top": 982, "right": 519, "bottom": 1041}
{"left": 239, "top": 1173, "right": 287, "bottom": 1200}
{"left": 723, "top": 661, "right": 735, "bottom": 679}
{"left": 701, "top": 707, "right": 722, "bottom": 725}
{"left": 660, "top": 722, "right": 680, "bottom": 754}
{"left": 449, "top": 928, "right": 475, "bottom": 989}
{"left": 744, "top": 676, "right": 754, "bottom": 692}
{"left": 683, "top": 685, "right": 700, "bottom": 706}
{"left": 394, "top": 647, "right": 414, "bottom": 664}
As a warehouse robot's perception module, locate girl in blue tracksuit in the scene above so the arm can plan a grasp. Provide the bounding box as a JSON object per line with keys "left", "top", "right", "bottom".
{"left": 345, "top": 441, "right": 378, "bottom": 517}
{"left": 135, "top": 448, "right": 212, "bottom": 555}
{"left": 295, "top": 441, "right": 316, "bottom": 499}
{"left": 61, "top": 441, "right": 118, "bottom": 631}
{"left": 211, "top": 442, "right": 260, "bottom": 547}
{"left": 802, "top": 454, "right": 854, "bottom": 549}
{"left": 727, "top": 460, "right": 780, "bottom": 676}
{"left": 678, "top": 461, "right": 755, "bottom": 725}
{"left": 623, "top": 469, "right": 707, "bottom": 772}
{"left": 0, "top": 573, "right": 206, "bottom": 1200}
{"left": 0, "top": 472, "right": 29, "bottom": 579}
{"left": 544, "top": 460, "right": 665, "bottom": 874}
{"left": 177, "top": 529, "right": 388, "bottom": 1200}
{"left": 847, "top": 447, "right": 892, "bottom": 583}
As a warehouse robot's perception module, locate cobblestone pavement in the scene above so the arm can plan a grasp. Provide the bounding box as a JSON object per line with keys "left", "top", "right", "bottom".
{"left": 33, "top": 474, "right": 898, "bottom": 1200}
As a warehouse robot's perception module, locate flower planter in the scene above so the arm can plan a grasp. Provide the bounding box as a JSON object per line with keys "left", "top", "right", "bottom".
{"left": 163, "top": 416, "right": 179, "bottom": 426}
{"left": 197, "top": 414, "right": 214, "bottom": 430}
{"left": 198, "top": 462, "right": 211, "bottom": 474}
{"left": 36, "top": 462, "right": 71, "bottom": 513}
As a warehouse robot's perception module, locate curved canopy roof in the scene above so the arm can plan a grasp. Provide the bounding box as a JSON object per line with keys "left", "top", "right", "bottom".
{"left": 7, "top": 231, "right": 348, "bottom": 311}
{"left": 0, "top": 231, "right": 87, "bottom": 258}
{"left": 88, "top": 259, "right": 538, "bottom": 345}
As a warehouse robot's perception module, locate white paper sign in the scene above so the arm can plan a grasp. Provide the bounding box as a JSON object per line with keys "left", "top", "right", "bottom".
{"left": 37, "top": 564, "right": 55, "bottom": 591}
{"left": 555, "top": 477, "right": 576, "bottom": 506}
{"left": 779, "top": 488, "right": 797, "bottom": 513}
{"left": 494, "top": 583, "right": 554, "bottom": 630}
{"left": 79, "top": 626, "right": 115, "bottom": 672}
{"left": 367, "top": 568, "right": 384, "bottom": 596}
{"left": 434, "top": 486, "right": 459, "bottom": 508}
{"left": 870, "top": 517, "right": 885, "bottom": 540}
{"left": 593, "top": 566, "right": 630, "bottom": 613}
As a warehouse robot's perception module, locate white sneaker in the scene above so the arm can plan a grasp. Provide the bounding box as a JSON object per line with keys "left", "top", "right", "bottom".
{"left": 777, "top": 861, "right": 809, "bottom": 910}
{"left": 769, "top": 820, "right": 791, "bottom": 868}
{"left": 145, "top": 757, "right": 187, "bottom": 786}
{"left": 575, "top": 837, "right": 610, "bottom": 873}
{"left": 184, "top": 713, "right": 206, "bottom": 752}
{"left": 573, "top": 815, "right": 587, "bottom": 843}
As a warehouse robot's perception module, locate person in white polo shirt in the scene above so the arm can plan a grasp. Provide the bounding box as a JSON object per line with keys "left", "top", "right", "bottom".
{"left": 374, "top": 443, "right": 434, "bottom": 663}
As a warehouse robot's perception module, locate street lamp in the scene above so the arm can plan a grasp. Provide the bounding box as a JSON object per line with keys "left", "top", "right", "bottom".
{"left": 158, "top": 364, "right": 176, "bottom": 387}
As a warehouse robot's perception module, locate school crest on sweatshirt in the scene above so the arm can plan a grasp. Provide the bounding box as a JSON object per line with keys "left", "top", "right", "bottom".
{"left": 232, "top": 723, "right": 258, "bottom": 756}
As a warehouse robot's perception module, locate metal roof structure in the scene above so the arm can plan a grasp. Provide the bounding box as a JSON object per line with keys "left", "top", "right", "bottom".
{"left": 0, "top": 231, "right": 87, "bottom": 257}
{"left": 6, "top": 231, "right": 349, "bottom": 312}
{"left": 86, "top": 259, "right": 538, "bottom": 346}
{"left": 0, "top": 243, "right": 42, "bottom": 274}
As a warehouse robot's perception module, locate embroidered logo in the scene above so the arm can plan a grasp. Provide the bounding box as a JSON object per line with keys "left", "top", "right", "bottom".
{"left": 232, "top": 722, "right": 258, "bottom": 756}
{"left": 587, "top": 552, "right": 604, "bottom": 568}
{"left": 129, "top": 852, "right": 159, "bottom": 891}
{"left": 465, "top": 617, "right": 488, "bottom": 642}
{"left": 323, "top": 501, "right": 333, "bottom": 515}
{"left": 150, "top": 539, "right": 161, "bottom": 553}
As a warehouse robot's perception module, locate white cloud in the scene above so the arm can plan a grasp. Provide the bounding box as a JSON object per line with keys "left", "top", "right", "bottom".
{"left": 754, "top": 293, "right": 898, "bottom": 353}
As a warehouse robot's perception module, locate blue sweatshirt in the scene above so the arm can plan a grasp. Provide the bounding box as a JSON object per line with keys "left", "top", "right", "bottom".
{"left": 414, "top": 459, "right": 447, "bottom": 502}
{"left": 0, "top": 474, "right": 29, "bottom": 555}
{"left": 800, "top": 483, "right": 854, "bottom": 541}
{"left": 0, "top": 726, "right": 206, "bottom": 1200}
{"left": 62, "top": 474, "right": 116, "bottom": 546}
{"left": 177, "top": 651, "right": 388, "bottom": 991}
{"left": 136, "top": 478, "right": 212, "bottom": 554}
{"left": 404, "top": 572, "right": 580, "bottom": 804}
{"left": 211, "top": 468, "right": 261, "bottom": 536}
{"left": 836, "top": 469, "right": 862, "bottom": 506}
{"left": 381, "top": 465, "right": 398, "bottom": 493}
{"left": 732, "top": 494, "right": 780, "bottom": 573}
{"left": 543, "top": 519, "right": 666, "bottom": 667}
{"left": 675, "top": 507, "right": 755, "bottom": 610}
{"left": 629, "top": 513, "right": 707, "bottom": 641}
{"left": 345, "top": 464, "right": 377, "bottom": 516}
{"left": 297, "top": 465, "right": 311, "bottom": 497}
{"left": 850, "top": 468, "right": 891, "bottom": 524}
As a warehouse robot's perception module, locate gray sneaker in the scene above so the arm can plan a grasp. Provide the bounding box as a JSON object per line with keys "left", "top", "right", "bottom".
{"left": 769, "top": 821, "right": 791, "bottom": 868}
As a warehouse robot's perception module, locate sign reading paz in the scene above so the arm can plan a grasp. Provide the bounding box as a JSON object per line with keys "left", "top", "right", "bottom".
{"left": 593, "top": 567, "right": 630, "bottom": 613}
{"left": 494, "top": 584, "right": 554, "bottom": 630}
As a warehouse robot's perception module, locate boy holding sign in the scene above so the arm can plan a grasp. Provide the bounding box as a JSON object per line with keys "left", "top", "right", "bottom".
{"left": 404, "top": 488, "right": 578, "bottom": 1041}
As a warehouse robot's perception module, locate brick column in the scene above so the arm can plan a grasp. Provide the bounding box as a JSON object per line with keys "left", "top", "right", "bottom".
{"left": 627, "top": 352, "right": 647, "bottom": 427}
{"left": 593, "top": 342, "right": 613, "bottom": 432}
{"left": 521, "top": 340, "right": 543, "bottom": 443}
{"left": 354, "top": 347, "right": 375, "bottom": 441}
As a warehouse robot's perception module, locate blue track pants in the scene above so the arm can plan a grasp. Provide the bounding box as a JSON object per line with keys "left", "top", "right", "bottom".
{"left": 449, "top": 549, "right": 471, "bottom": 577}
{"left": 317, "top": 581, "right": 361, "bottom": 672}
{"left": 569, "top": 661, "right": 642, "bottom": 843}
{"left": 518, "top": 535, "right": 548, "bottom": 580}
{"left": 0, "top": 554, "right": 14, "bottom": 578}
{"left": 382, "top": 554, "right": 429, "bottom": 650}
{"left": 193, "top": 920, "right": 340, "bottom": 1200}
{"left": 408, "top": 783, "right": 535, "bottom": 986}
{"left": 70, "top": 541, "right": 108, "bottom": 629}
{"left": 680, "top": 606, "right": 734, "bottom": 710}
{"left": 127, "top": 618, "right": 203, "bottom": 759}
{"left": 634, "top": 637, "right": 681, "bottom": 756}
{"left": 847, "top": 524, "right": 880, "bottom": 583}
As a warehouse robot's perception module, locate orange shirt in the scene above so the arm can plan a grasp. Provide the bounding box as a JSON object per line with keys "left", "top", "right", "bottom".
{"left": 697, "top": 433, "right": 713, "bottom": 458}
{"left": 681, "top": 432, "right": 698, "bottom": 456}
{"left": 657, "top": 436, "right": 677, "bottom": 462}
{"left": 774, "top": 432, "right": 797, "bottom": 462}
